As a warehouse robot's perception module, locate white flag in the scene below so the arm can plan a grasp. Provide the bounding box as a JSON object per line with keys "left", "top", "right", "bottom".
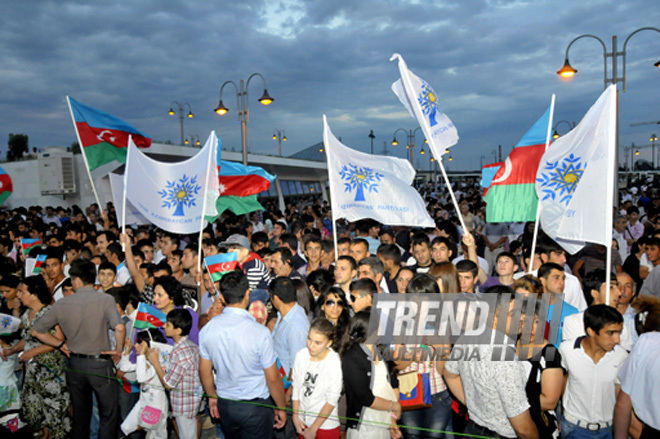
{"left": 390, "top": 53, "right": 459, "bottom": 159}
{"left": 109, "top": 173, "right": 150, "bottom": 226}
{"left": 324, "top": 116, "right": 434, "bottom": 227}
{"left": 124, "top": 132, "right": 219, "bottom": 234}
{"left": 535, "top": 85, "right": 617, "bottom": 254}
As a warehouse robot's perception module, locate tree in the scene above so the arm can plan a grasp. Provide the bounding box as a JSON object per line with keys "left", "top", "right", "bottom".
{"left": 70, "top": 141, "right": 81, "bottom": 154}
{"left": 7, "top": 133, "right": 28, "bottom": 161}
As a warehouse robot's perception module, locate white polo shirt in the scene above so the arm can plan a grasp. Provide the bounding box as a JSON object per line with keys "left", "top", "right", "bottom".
{"left": 618, "top": 332, "right": 660, "bottom": 430}
{"left": 562, "top": 311, "right": 634, "bottom": 352}
{"left": 559, "top": 336, "right": 628, "bottom": 423}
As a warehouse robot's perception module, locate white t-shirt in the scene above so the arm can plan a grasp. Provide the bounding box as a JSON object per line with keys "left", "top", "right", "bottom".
{"left": 291, "top": 347, "right": 343, "bottom": 430}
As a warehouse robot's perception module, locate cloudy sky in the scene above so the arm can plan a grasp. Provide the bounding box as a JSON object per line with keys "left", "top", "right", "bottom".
{"left": 2, "top": 0, "right": 660, "bottom": 171}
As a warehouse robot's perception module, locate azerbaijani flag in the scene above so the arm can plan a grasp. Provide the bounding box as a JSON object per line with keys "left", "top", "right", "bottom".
{"left": 67, "top": 96, "right": 151, "bottom": 171}
{"left": 32, "top": 254, "right": 47, "bottom": 274}
{"left": 481, "top": 162, "right": 503, "bottom": 197}
{"left": 205, "top": 252, "right": 239, "bottom": 282}
{"left": 483, "top": 103, "right": 553, "bottom": 222}
{"left": 0, "top": 166, "right": 12, "bottom": 205}
{"left": 213, "top": 159, "right": 276, "bottom": 217}
{"left": 134, "top": 302, "right": 167, "bottom": 330}
{"left": 21, "top": 238, "right": 41, "bottom": 255}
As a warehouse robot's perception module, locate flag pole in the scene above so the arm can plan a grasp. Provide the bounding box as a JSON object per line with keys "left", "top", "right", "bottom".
{"left": 121, "top": 136, "right": 132, "bottom": 252}
{"left": 436, "top": 157, "right": 467, "bottom": 233}
{"left": 605, "top": 87, "right": 617, "bottom": 305}
{"left": 529, "top": 94, "right": 556, "bottom": 274}
{"left": 197, "top": 134, "right": 215, "bottom": 280}
{"left": 66, "top": 96, "right": 102, "bottom": 209}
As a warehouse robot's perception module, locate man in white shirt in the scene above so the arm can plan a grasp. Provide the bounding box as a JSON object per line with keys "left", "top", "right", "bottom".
{"left": 559, "top": 305, "right": 627, "bottom": 438}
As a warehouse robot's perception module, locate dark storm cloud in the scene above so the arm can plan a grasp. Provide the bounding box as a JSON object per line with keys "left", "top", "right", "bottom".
{"left": 1, "top": 0, "right": 659, "bottom": 171}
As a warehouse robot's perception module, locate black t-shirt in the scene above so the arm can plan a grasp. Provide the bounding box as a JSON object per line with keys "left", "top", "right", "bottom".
{"left": 524, "top": 344, "right": 562, "bottom": 439}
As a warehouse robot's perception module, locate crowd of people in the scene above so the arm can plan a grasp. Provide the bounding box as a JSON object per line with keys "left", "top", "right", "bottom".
{"left": 0, "top": 177, "right": 658, "bottom": 439}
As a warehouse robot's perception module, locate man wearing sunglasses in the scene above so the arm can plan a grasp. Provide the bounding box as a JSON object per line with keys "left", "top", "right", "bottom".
{"left": 349, "top": 279, "right": 377, "bottom": 313}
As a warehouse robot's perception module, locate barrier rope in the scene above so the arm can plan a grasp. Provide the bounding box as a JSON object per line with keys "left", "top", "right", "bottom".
{"left": 23, "top": 362, "right": 504, "bottom": 439}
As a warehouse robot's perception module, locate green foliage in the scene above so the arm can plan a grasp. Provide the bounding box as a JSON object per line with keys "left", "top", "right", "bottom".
{"left": 7, "top": 133, "right": 28, "bottom": 161}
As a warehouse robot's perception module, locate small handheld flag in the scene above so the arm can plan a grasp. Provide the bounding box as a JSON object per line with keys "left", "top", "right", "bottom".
{"left": 32, "top": 254, "right": 47, "bottom": 274}
{"left": 204, "top": 252, "right": 239, "bottom": 282}
{"left": 21, "top": 238, "right": 41, "bottom": 256}
{"left": 134, "top": 302, "right": 167, "bottom": 330}
{"left": 0, "top": 313, "right": 21, "bottom": 336}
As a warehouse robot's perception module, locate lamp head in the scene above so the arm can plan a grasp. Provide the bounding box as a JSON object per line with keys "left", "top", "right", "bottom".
{"left": 185, "top": 139, "right": 189, "bottom": 145}
{"left": 655, "top": 60, "right": 660, "bottom": 68}
{"left": 557, "top": 59, "right": 577, "bottom": 78}
{"left": 635, "top": 150, "right": 640, "bottom": 156}
{"left": 283, "top": 136, "right": 287, "bottom": 142}
{"left": 214, "top": 101, "right": 229, "bottom": 115}
{"left": 168, "top": 108, "right": 175, "bottom": 116}
{"left": 449, "top": 156, "right": 453, "bottom": 161}
{"left": 420, "top": 148, "right": 425, "bottom": 155}
{"left": 391, "top": 137, "right": 398, "bottom": 146}
{"left": 552, "top": 129, "right": 560, "bottom": 139}
{"left": 258, "top": 89, "right": 274, "bottom": 105}
{"left": 187, "top": 111, "right": 193, "bottom": 119}
{"left": 196, "top": 140, "right": 201, "bottom": 146}
{"left": 651, "top": 134, "right": 658, "bottom": 142}
{"left": 272, "top": 134, "right": 277, "bottom": 140}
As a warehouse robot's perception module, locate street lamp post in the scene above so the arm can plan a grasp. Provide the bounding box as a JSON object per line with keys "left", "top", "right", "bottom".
{"left": 368, "top": 130, "right": 375, "bottom": 154}
{"left": 184, "top": 134, "right": 201, "bottom": 147}
{"left": 552, "top": 120, "right": 576, "bottom": 139}
{"left": 214, "top": 73, "right": 274, "bottom": 165}
{"left": 557, "top": 27, "right": 660, "bottom": 197}
{"left": 272, "top": 129, "right": 287, "bottom": 156}
{"left": 651, "top": 133, "right": 658, "bottom": 168}
{"left": 168, "top": 101, "right": 193, "bottom": 146}
{"left": 391, "top": 127, "right": 424, "bottom": 165}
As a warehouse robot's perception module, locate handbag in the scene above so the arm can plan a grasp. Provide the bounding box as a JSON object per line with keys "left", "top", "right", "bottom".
{"left": 398, "top": 372, "right": 432, "bottom": 411}
{"left": 139, "top": 405, "right": 163, "bottom": 427}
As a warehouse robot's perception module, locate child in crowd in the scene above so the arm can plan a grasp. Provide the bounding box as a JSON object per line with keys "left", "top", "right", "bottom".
{"left": 292, "top": 318, "right": 343, "bottom": 439}
{"left": 119, "top": 328, "right": 169, "bottom": 439}
{"left": 146, "top": 309, "right": 202, "bottom": 439}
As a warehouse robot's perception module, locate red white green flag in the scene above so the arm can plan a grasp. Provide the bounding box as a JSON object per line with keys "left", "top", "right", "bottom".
{"left": 484, "top": 101, "right": 554, "bottom": 222}
{"left": 204, "top": 252, "right": 239, "bottom": 282}
{"left": 212, "top": 158, "right": 276, "bottom": 217}
{"left": 67, "top": 96, "right": 151, "bottom": 171}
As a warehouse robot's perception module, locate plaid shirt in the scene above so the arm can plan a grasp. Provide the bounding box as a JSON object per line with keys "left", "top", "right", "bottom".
{"left": 164, "top": 337, "right": 202, "bottom": 417}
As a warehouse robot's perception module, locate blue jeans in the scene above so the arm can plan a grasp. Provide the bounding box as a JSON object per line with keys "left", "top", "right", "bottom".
{"left": 561, "top": 416, "right": 612, "bottom": 439}
{"left": 399, "top": 390, "right": 454, "bottom": 438}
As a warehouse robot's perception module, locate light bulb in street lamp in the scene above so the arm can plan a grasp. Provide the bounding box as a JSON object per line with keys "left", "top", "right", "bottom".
{"left": 214, "top": 101, "right": 229, "bottom": 115}
{"left": 168, "top": 108, "right": 175, "bottom": 116}
{"left": 319, "top": 147, "right": 324, "bottom": 153}
{"left": 635, "top": 150, "right": 640, "bottom": 156}
{"left": 430, "top": 157, "right": 435, "bottom": 162}
{"left": 424, "top": 139, "right": 428, "bottom": 144}
{"left": 552, "top": 129, "right": 560, "bottom": 139}
{"left": 258, "top": 89, "right": 274, "bottom": 105}
{"left": 420, "top": 148, "right": 425, "bottom": 155}
{"left": 283, "top": 136, "right": 287, "bottom": 141}
{"left": 651, "top": 134, "right": 658, "bottom": 142}
{"left": 444, "top": 148, "right": 450, "bottom": 154}
{"left": 449, "top": 156, "right": 453, "bottom": 161}
{"left": 196, "top": 140, "right": 201, "bottom": 146}
{"left": 185, "top": 139, "right": 189, "bottom": 145}
{"left": 557, "top": 59, "right": 577, "bottom": 78}
{"left": 272, "top": 134, "right": 277, "bottom": 140}
{"left": 655, "top": 60, "right": 660, "bottom": 68}
{"left": 391, "top": 137, "right": 398, "bottom": 146}
{"left": 187, "top": 111, "right": 193, "bottom": 118}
